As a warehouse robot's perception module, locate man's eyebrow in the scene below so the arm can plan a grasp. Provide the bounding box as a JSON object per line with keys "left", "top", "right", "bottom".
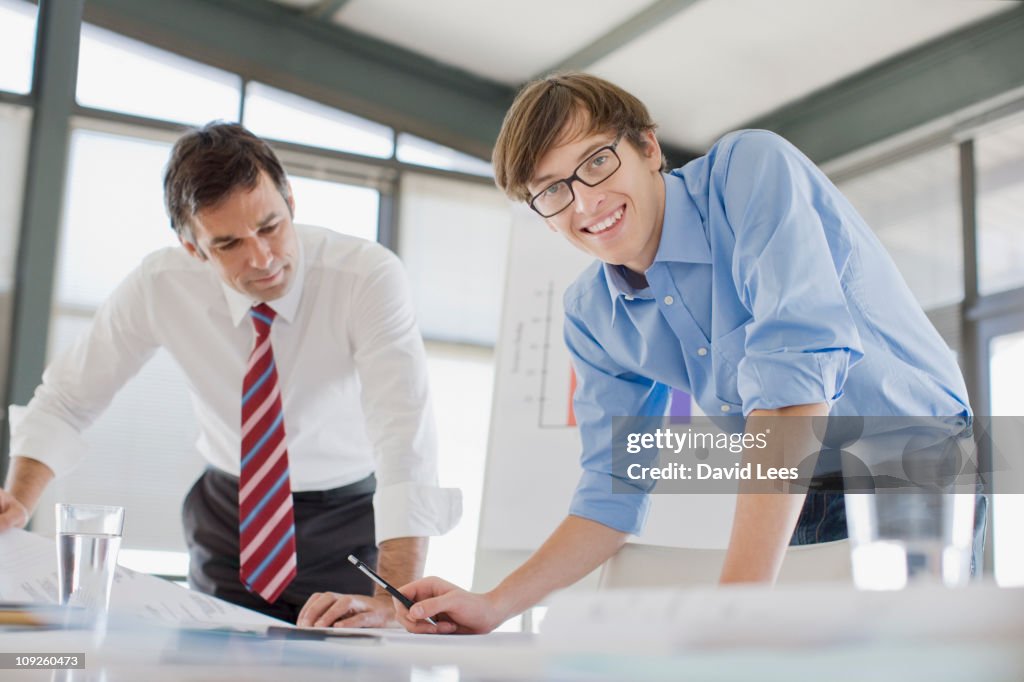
{"left": 257, "top": 211, "right": 282, "bottom": 228}
{"left": 530, "top": 139, "right": 615, "bottom": 188}
{"left": 207, "top": 212, "right": 282, "bottom": 246}
{"left": 208, "top": 233, "right": 238, "bottom": 247}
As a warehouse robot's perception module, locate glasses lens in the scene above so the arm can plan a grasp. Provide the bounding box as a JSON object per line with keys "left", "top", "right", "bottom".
{"left": 577, "top": 148, "right": 621, "bottom": 185}
{"left": 533, "top": 181, "right": 572, "bottom": 217}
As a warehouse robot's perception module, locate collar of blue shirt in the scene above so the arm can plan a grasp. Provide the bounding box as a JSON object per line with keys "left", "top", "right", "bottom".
{"left": 601, "top": 173, "right": 712, "bottom": 314}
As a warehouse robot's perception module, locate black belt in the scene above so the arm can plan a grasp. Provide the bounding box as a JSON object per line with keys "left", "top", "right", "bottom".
{"left": 204, "top": 467, "right": 377, "bottom": 502}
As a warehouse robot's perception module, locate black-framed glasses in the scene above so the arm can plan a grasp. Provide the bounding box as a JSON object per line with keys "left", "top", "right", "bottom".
{"left": 528, "top": 134, "right": 623, "bottom": 218}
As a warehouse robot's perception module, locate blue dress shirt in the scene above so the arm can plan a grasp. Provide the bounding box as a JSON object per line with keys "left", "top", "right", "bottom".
{"left": 564, "top": 130, "right": 971, "bottom": 535}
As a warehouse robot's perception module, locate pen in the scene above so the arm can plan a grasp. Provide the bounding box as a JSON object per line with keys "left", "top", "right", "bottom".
{"left": 347, "top": 554, "right": 438, "bottom": 626}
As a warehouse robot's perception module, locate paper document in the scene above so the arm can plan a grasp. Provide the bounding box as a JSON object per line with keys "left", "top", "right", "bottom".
{"left": 540, "top": 582, "right": 1024, "bottom": 652}
{"left": 0, "top": 527, "right": 61, "bottom": 603}
{"left": 110, "top": 563, "right": 283, "bottom": 628}
{"left": 0, "top": 528, "right": 280, "bottom": 628}
{"left": 1, "top": 529, "right": 528, "bottom": 640}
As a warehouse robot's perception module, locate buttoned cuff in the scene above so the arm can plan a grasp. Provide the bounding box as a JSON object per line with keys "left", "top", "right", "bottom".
{"left": 372, "top": 481, "right": 462, "bottom": 544}
{"left": 737, "top": 350, "right": 851, "bottom": 415}
{"left": 569, "top": 470, "right": 651, "bottom": 536}
{"left": 8, "top": 404, "right": 89, "bottom": 478}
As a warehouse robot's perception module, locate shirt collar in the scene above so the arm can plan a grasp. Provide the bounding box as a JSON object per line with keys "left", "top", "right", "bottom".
{"left": 601, "top": 173, "right": 711, "bottom": 312}
{"left": 223, "top": 230, "right": 306, "bottom": 327}
{"left": 602, "top": 262, "right": 652, "bottom": 307}
{"left": 651, "top": 171, "right": 712, "bottom": 266}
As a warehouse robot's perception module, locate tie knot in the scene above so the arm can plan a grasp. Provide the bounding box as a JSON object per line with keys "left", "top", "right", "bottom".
{"left": 250, "top": 303, "right": 276, "bottom": 330}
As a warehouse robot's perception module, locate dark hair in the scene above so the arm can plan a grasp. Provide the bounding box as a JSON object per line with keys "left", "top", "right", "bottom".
{"left": 163, "top": 121, "right": 289, "bottom": 241}
{"left": 493, "top": 72, "right": 663, "bottom": 202}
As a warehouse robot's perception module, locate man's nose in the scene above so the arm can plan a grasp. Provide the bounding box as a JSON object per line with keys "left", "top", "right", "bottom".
{"left": 248, "top": 238, "right": 273, "bottom": 268}
{"left": 573, "top": 180, "right": 604, "bottom": 214}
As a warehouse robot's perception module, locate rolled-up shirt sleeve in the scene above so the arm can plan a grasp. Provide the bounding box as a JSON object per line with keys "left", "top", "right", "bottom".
{"left": 348, "top": 248, "right": 461, "bottom": 544}
{"left": 9, "top": 266, "right": 159, "bottom": 477}
{"left": 564, "top": 299, "right": 670, "bottom": 536}
{"left": 720, "top": 131, "right": 864, "bottom": 415}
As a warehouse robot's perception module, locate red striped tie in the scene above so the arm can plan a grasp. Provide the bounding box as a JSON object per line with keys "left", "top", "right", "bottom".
{"left": 238, "top": 303, "right": 297, "bottom": 603}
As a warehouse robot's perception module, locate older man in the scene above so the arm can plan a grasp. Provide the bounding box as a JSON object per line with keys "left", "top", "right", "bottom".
{"left": 0, "top": 122, "right": 460, "bottom": 625}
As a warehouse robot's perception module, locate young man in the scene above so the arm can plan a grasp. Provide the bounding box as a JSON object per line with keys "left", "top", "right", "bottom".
{"left": 0, "top": 123, "right": 460, "bottom": 625}
{"left": 393, "top": 73, "right": 976, "bottom": 634}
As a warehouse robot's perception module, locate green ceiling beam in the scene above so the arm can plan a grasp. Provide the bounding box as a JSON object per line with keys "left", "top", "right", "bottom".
{"left": 82, "top": 0, "right": 517, "bottom": 160}
{"left": 536, "top": 0, "right": 703, "bottom": 78}
{"left": 743, "top": 5, "right": 1024, "bottom": 164}
{"left": 304, "top": 0, "right": 353, "bottom": 21}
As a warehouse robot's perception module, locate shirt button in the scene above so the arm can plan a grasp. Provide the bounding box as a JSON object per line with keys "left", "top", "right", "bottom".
{"left": 720, "top": 405, "right": 731, "bottom": 412}
{"left": 697, "top": 347, "right": 708, "bottom": 357}
{"left": 663, "top": 295, "right": 674, "bottom": 305}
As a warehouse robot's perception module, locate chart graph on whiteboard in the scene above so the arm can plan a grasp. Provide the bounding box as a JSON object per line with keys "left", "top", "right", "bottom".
{"left": 512, "top": 279, "right": 694, "bottom": 429}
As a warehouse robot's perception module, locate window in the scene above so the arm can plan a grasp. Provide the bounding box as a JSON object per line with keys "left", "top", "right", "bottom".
{"left": 0, "top": 0, "right": 36, "bottom": 95}
{"left": 422, "top": 343, "right": 494, "bottom": 587}
{"left": 397, "top": 133, "right": 493, "bottom": 177}
{"left": 976, "top": 115, "right": 1024, "bottom": 586}
{"left": 398, "top": 173, "right": 511, "bottom": 345}
{"left": 35, "top": 313, "right": 204, "bottom": 559}
{"left": 0, "top": 103, "right": 32, "bottom": 419}
{"left": 989, "top": 329, "right": 1024, "bottom": 587}
{"left": 398, "top": 175, "right": 507, "bottom": 584}
{"left": 837, "top": 145, "right": 963, "bottom": 310}
{"left": 32, "top": 126, "right": 203, "bottom": 564}
{"left": 0, "top": 104, "right": 32, "bottom": 295}
{"left": 289, "top": 174, "right": 379, "bottom": 242}
{"left": 244, "top": 82, "right": 393, "bottom": 158}
{"left": 55, "top": 128, "right": 179, "bottom": 307}
{"left": 77, "top": 23, "right": 241, "bottom": 125}
{"left": 977, "top": 116, "right": 1024, "bottom": 296}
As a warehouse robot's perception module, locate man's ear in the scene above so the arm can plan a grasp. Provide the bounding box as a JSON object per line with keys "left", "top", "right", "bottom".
{"left": 178, "top": 230, "right": 207, "bottom": 261}
{"left": 640, "top": 129, "right": 663, "bottom": 170}
{"left": 286, "top": 181, "right": 296, "bottom": 217}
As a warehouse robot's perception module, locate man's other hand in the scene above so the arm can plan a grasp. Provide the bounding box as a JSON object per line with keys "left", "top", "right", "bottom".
{"left": 0, "top": 490, "right": 28, "bottom": 532}
{"left": 395, "top": 576, "right": 505, "bottom": 635}
{"left": 296, "top": 592, "right": 396, "bottom": 628}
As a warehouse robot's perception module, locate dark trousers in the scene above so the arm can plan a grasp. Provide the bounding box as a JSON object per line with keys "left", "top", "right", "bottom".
{"left": 789, "top": 491, "right": 989, "bottom": 577}
{"left": 182, "top": 468, "right": 378, "bottom": 623}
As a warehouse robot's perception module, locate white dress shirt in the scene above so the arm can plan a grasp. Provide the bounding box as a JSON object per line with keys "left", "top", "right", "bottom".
{"left": 10, "top": 225, "right": 461, "bottom": 543}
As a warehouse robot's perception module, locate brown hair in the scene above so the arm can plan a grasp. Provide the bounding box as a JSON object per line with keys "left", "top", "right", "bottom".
{"left": 163, "top": 121, "right": 290, "bottom": 241}
{"left": 492, "top": 72, "right": 662, "bottom": 203}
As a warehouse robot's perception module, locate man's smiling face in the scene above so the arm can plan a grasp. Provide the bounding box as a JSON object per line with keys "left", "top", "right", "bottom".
{"left": 528, "top": 118, "right": 666, "bottom": 274}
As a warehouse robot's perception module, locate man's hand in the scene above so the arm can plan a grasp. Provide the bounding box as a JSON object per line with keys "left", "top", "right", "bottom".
{"left": 1, "top": 456, "right": 54, "bottom": 532}
{"left": 395, "top": 577, "right": 504, "bottom": 635}
{"left": 393, "top": 517, "right": 627, "bottom": 635}
{"left": 296, "top": 592, "right": 397, "bottom": 628}
{"left": 0, "top": 489, "right": 29, "bottom": 532}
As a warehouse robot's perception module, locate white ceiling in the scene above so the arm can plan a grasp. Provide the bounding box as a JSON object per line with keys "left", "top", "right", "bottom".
{"left": 273, "top": 0, "right": 1018, "bottom": 150}
{"left": 588, "top": 0, "right": 1015, "bottom": 149}
{"left": 338, "top": 0, "right": 647, "bottom": 85}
